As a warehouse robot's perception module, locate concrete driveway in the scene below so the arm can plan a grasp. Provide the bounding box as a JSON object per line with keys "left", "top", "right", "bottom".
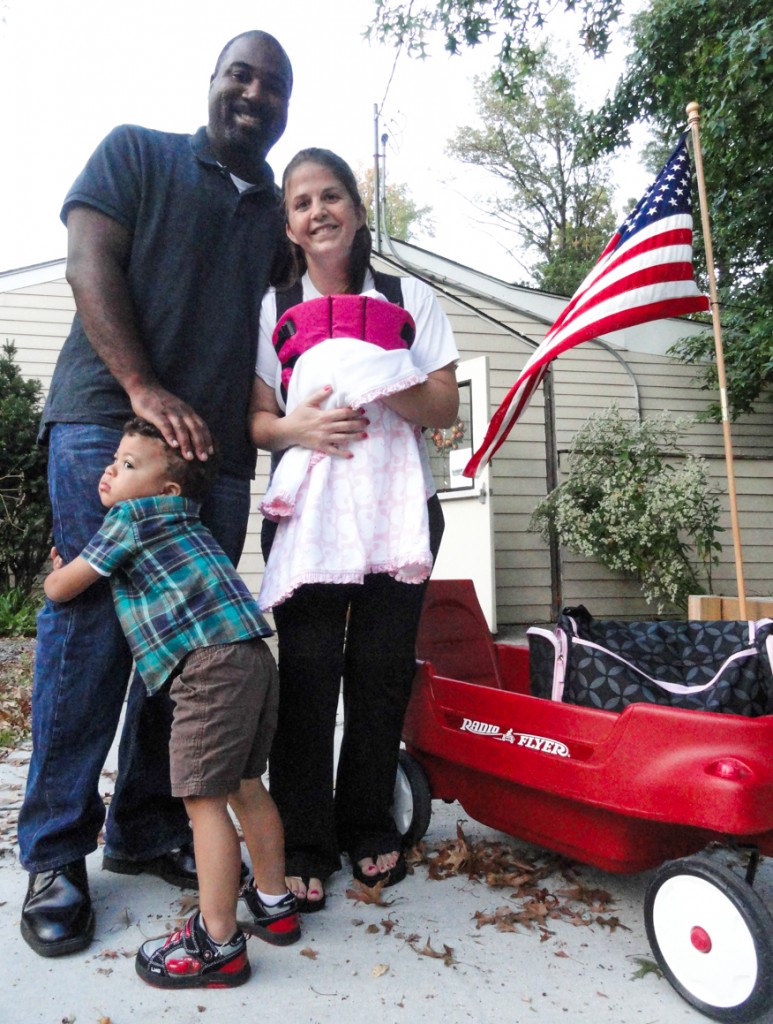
{"left": 6, "top": 719, "right": 769, "bottom": 1024}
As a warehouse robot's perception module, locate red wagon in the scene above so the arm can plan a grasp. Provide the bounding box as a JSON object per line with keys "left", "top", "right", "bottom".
{"left": 392, "top": 579, "right": 773, "bottom": 1023}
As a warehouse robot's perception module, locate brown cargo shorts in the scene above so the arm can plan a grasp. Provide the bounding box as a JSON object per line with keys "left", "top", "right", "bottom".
{"left": 168, "top": 638, "right": 279, "bottom": 798}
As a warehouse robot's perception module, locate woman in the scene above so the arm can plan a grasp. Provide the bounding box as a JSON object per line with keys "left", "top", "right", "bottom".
{"left": 250, "top": 148, "right": 459, "bottom": 911}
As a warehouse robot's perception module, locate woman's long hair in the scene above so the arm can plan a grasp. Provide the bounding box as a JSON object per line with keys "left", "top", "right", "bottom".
{"left": 278, "top": 148, "right": 372, "bottom": 294}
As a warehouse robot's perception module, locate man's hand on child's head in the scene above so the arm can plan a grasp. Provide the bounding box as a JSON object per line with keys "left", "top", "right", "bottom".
{"left": 128, "top": 383, "right": 214, "bottom": 462}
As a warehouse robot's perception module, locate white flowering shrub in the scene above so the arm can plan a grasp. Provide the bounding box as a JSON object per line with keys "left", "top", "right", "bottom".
{"left": 530, "top": 406, "right": 723, "bottom": 612}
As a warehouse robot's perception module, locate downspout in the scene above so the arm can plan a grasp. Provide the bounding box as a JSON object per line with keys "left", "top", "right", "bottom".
{"left": 375, "top": 234, "right": 644, "bottom": 620}
{"left": 375, "top": 232, "right": 565, "bottom": 619}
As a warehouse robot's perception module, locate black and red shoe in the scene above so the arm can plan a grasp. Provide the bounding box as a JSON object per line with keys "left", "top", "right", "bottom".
{"left": 135, "top": 911, "right": 250, "bottom": 989}
{"left": 236, "top": 881, "right": 301, "bottom": 946}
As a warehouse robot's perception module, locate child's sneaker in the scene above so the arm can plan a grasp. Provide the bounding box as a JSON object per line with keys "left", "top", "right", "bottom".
{"left": 236, "top": 881, "right": 301, "bottom": 946}
{"left": 135, "top": 911, "right": 250, "bottom": 989}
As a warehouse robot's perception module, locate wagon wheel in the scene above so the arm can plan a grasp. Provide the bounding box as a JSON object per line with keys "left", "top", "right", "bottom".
{"left": 644, "top": 853, "right": 773, "bottom": 1022}
{"left": 391, "top": 750, "right": 432, "bottom": 848}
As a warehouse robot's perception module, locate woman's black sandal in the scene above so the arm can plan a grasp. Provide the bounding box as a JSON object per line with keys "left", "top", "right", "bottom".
{"left": 291, "top": 877, "right": 327, "bottom": 913}
{"left": 350, "top": 839, "right": 407, "bottom": 889}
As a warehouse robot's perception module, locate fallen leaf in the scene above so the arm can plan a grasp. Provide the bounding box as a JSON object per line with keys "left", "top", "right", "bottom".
{"left": 300, "top": 947, "right": 319, "bottom": 960}
{"left": 366, "top": 924, "right": 380, "bottom": 934}
{"left": 556, "top": 907, "right": 592, "bottom": 928}
{"left": 409, "top": 937, "right": 457, "bottom": 967}
{"left": 346, "top": 880, "right": 394, "bottom": 906}
{"left": 595, "top": 915, "right": 631, "bottom": 933}
{"left": 629, "top": 956, "right": 662, "bottom": 980}
{"left": 405, "top": 843, "right": 427, "bottom": 867}
{"left": 557, "top": 884, "right": 613, "bottom": 909}
{"left": 372, "top": 963, "right": 389, "bottom": 977}
{"left": 177, "top": 894, "right": 199, "bottom": 915}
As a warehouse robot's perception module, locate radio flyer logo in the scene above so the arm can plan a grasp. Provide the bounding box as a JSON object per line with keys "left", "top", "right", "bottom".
{"left": 459, "top": 718, "right": 570, "bottom": 758}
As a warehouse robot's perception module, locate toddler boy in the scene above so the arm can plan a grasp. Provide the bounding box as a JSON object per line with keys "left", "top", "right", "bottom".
{"left": 43, "top": 417, "right": 299, "bottom": 988}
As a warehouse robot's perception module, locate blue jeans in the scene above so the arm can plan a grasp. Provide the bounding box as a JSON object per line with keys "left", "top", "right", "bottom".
{"left": 18, "top": 423, "right": 251, "bottom": 872}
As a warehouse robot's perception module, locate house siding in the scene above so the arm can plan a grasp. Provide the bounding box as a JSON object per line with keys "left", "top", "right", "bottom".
{"left": 3, "top": 255, "right": 772, "bottom": 626}
{"left": 380, "top": 256, "right": 773, "bottom": 625}
{"left": 0, "top": 272, "right": 272, "bottom": 599}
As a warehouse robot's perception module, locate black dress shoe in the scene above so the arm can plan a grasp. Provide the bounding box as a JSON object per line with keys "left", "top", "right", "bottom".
{"left": 102, "top": 841, "right": 199, "bottom": 888}
{"left": 20, "top": 859, "right": 95, "bottom": 957}
{"left": 102, "top": 841, "right": 248, "bottom": 890}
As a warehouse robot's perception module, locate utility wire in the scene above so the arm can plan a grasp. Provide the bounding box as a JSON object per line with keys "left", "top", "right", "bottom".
{"left": 378, "top": 37, "right": 404, "bottom": 116}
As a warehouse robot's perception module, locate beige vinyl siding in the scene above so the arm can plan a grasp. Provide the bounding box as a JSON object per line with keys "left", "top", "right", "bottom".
{"left": 4, "top": 254, "right": 772, "bottom": 626}
{"left": 1, "top": 279, "right": 75, "bottom": 392}
{"left": 384, "top": 260, "right": 773, "bottom": 624}
{"left": 410, "top": 272, "right": 555, "bottom": 624}
{"left": 547, "top": 343, "right": 773, "bottom": 620}
{"left": 0, "top": 271, "right": 271, "bottom": 595}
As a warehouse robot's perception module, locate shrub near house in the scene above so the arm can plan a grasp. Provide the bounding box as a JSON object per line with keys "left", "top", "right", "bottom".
{"left": 0, "top": 340, "right": 51, "bottom": 611}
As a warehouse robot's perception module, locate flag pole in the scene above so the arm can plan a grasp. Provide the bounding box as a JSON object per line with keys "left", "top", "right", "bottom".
{"left": 686, "top": 101, "right": 747, "bottom": 619}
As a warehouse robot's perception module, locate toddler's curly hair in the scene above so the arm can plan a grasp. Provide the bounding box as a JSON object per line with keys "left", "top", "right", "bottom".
{"left": 122, "top": 417, "right": 219, "bottom": 503}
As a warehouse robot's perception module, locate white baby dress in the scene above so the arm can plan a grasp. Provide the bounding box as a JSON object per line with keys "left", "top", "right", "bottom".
{"left": 258, "top": 292, "right": 434, "bottom": 610}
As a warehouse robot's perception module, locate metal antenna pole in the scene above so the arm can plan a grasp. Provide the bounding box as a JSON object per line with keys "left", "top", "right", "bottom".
{"left": 373, "top": 104, "right": 382, "bottom": 253}
{"left": 380, "top": 131, "right": 389, "bottom": 242}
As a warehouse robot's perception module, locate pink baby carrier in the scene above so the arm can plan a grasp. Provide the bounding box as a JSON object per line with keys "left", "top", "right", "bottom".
{"left": 258, "top": 292, "right": 433, "bottom": 610}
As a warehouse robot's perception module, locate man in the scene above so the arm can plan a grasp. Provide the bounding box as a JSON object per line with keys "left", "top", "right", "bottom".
{"left": 18, "top": 30, "right": 293, "bottom": 958}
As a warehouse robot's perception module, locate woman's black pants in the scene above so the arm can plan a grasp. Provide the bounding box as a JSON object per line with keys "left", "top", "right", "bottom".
{"left": 264, "top": 495, "right": 444, "bottom": 880}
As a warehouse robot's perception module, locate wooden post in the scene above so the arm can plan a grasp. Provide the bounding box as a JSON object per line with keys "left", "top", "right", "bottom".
{"left": 686, "top": 102, "right": 747, "bottom": 620}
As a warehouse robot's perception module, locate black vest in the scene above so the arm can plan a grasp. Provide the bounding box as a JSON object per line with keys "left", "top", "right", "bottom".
{"left": 273, "top": 270, "right": 404, "bottom": 320}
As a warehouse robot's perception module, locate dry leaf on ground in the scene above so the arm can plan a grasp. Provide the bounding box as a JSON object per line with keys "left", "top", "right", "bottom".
{"left": 409, "top": 937, "right": 457, "bottom": 967}
{"left": 422, "top": 826, "right": 629, "bottom": 942}
{"left": 345, "top": 879, "right": 394, "bottom": 906}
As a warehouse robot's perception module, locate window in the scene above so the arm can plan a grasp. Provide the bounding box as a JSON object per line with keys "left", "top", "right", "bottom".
{"left": 426, "top": 380, "right": 474, "bottom": 493}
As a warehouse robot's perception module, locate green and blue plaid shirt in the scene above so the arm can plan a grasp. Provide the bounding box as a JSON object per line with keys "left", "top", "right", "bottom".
{"left": 82, "top": 496, "right": 272, "bottom": 695}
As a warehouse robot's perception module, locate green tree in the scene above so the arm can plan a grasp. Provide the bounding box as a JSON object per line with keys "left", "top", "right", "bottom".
{"left": 448, "top": 50, "right": 616, "bottom": 294}
{"left": 0, "top": 341, "right": 52, "bottom": 595}
{"left": 590, "top": 0, "right": 773, "bottom": 419}
{"left": 357, "top": 166, "right": 435, "bottom": 241}
{"left": 368, "top": 0, "right": 624, "bottom": 77}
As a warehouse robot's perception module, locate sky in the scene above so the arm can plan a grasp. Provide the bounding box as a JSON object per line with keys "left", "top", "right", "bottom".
{"left": 0, "top": 0, "right": 650, "bottom": 281}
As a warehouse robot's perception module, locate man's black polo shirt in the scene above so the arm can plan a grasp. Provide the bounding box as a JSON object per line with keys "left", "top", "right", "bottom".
{"left": 42, "top": 124, "right": 283, "bottom": 479}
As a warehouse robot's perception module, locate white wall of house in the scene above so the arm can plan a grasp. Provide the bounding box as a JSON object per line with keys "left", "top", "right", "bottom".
{"left": 0, "top": 262, "right": 272, "bottom": 600}
{"left": 374, "top": 244, "right": 773, "bottom": 625}
{"left": 3, "top": 248, "right": 771, "bottom": 627}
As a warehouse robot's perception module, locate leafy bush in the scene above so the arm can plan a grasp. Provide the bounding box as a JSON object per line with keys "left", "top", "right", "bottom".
{"left": 530, "top": 406, "right": 723, "bottom": 612}
{"left": 0, "top": 341, "right": 52, "bottom": 595}
{"left": 0, "top": 587, "right": 40, "bottom": 637}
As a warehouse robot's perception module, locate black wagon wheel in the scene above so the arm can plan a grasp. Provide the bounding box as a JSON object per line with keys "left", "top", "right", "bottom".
{"left": 391, "top": 749, "right": 432, "bottom": 848}
{"left": 644, "top": 853, "right": 773, "bottom": 1022}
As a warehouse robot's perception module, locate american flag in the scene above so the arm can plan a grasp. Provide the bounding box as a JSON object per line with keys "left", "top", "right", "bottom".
{"left": 463, "top": 133, "right": 710, "bottom": 478}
